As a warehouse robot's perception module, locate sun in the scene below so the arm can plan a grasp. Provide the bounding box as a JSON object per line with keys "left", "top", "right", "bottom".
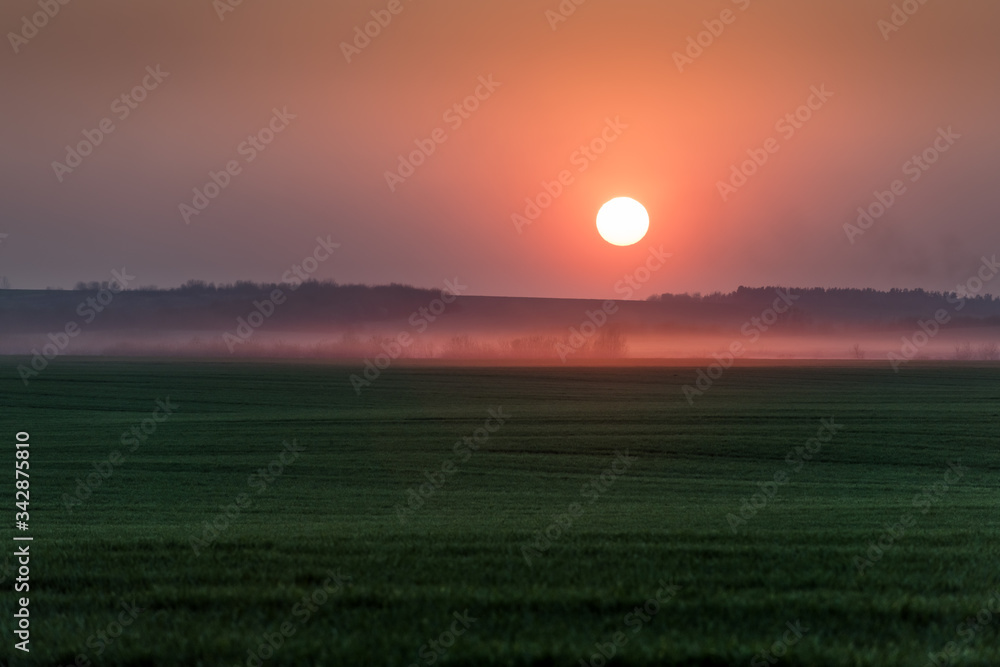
{"left": 596, "top": 197, "right": 649, "bottom": 246}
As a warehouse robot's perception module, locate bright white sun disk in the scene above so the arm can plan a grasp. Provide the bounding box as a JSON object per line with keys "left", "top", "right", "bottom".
{"left": 597, "top": 197, "right": 649, "bottom": 246}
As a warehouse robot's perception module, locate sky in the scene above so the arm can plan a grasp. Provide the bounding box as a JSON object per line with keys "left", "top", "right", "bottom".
{"left": 2, "top": 0, "right": 999, "bottom": 299}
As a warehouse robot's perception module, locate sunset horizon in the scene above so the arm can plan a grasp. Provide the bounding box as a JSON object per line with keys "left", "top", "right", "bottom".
{"left": 3, "top": 1, "right": 999, "bottom": 665}
{"left": 3, "top": 1, "right": 999, "bottom": 300}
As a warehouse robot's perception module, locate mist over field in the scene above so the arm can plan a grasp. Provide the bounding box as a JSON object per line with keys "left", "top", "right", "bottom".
{"left": 3, "top": 281, "right": 1000, "bottom": 362}
{"left": 5, "top": 0, "right": 1000, "bottom": 663}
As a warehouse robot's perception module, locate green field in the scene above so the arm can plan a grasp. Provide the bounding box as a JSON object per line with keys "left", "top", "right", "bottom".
{"left": 1, "top": 359, "right": 998, "bottom": 666}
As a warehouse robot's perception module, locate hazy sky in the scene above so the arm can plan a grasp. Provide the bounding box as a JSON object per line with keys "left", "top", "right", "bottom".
{"left": 2, "top": 0, "right": 998, "bottom": 298}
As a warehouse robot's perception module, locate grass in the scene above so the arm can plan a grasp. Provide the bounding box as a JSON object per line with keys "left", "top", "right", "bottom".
{"left": 1, "top": 359, "right": 998, "bottom": 665}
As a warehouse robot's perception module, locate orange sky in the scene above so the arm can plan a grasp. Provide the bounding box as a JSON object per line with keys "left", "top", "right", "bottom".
{"left": 2, "top": 0, "right": 999, "bottom": 298}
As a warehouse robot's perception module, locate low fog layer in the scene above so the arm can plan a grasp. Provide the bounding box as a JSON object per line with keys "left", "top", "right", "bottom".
{"left": 2, "top": 282, "right": 1000, "bottom": 363}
